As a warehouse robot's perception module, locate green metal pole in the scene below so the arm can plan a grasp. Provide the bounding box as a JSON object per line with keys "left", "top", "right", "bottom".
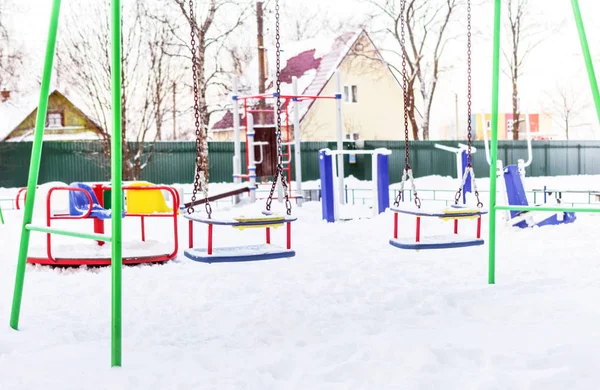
{"left": 10, "top": 0, "right": 62, "bottom": 330}
{"left": 111, "top": 0, "right": 123, "bottom": 367}
{"left": 571, "top": 0, "right": 600, "bottom": 125}
{"left": 488, "top": 0, "right": 502, "bottom": 285}
{"left": 0, "top": 204, "right": 4, "bottom": 224}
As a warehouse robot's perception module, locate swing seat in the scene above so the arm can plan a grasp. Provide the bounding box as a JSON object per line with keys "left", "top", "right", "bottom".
{"left": 389, "top": 235, "right": 484, "bottom": 250}
{"left": 232, "top": 214, "right": 286, "bottom": 229}
{"left": 184, "top": 244, "right": 295, "bottom": 263}
{"left": 390, "top": 204, "right": 487, "bottom": 220}
{"left": 185, "top": 214, "right": 296, "bottom": 227}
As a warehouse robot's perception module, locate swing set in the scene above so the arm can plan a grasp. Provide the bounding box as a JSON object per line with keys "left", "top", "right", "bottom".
{"left": 389, "top": 0, "right": 487, "bottom": 251}
{"left": 182, "top": 0, "right": 297, "bottom": 264}
{"left": 8, "top": 0, "right": 296, "bottom": 368}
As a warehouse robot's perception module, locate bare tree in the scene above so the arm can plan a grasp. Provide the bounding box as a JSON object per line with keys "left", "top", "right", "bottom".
{"left": 155, "top": 0, "right": 253, "bottom": 143}
{"left": 362, "top": 0, "right": 461, "bottom": 140}
{"left": 545, "top": 84, "right": 590, "bottom": 140}
{"left": 503, "top": 0, "right": 551, "bottom": 140}
{"left": 57, "top": 0, "right": 183, "bottom": 180}
{"left": 0, "top": 0, "right": 24, "bottom": 90}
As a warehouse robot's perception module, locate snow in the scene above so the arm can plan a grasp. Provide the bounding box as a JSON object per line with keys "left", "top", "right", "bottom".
{"left": 1, "top": 175, "right": 600, "bottom": 389}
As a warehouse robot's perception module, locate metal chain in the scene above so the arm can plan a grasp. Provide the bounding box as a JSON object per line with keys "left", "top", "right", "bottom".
{"left": 265, "top": 0, "right": 292, "bottom": 216}
{"left": 187, "top": 0, "right": 212, "bottom": 217}
{"left": 453, "top": 0, "right": 482, "bottom": 208}
{"left": 394, "top": 0, "right": 420, "bottom": 208}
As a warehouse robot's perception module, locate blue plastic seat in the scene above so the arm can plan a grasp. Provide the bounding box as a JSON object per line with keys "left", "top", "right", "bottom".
{"left": 69, "top": 182, "right": 120, "bottom": 220}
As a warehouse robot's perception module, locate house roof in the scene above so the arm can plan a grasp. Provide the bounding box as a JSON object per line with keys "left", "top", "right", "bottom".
{"left": 0, "top": 89, "right": 104, "bottom": 142}
{"left": 0, "top": 92, "right": 39, "bottom": 141}
{"left": 211, "top": 29, "right": 366, "bottom": 132}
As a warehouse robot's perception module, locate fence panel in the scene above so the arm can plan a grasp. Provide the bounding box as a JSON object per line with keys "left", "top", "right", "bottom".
{"left": 2, "top": 140, "right": 600, "bottom": 188}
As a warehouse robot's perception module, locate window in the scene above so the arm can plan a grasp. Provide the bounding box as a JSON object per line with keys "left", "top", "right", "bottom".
{"left": 343, "top": 85, "right": 358, "bottom": 103}
{"left": 507, "top": 119, "right": 514, "bottom": 132}
{"left": 47, "top": 112, "right": 63, "bottom": 128}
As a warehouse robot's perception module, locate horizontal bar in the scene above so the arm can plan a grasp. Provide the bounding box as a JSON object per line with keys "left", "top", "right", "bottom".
{"left": 495, "top": 205, "right": 600, "bottom": 213}
{"left": 26, "top": 224, "right": 112, "bottom": 242}
{"left": 531, "top": 188, "right": 600, "bottom": 194}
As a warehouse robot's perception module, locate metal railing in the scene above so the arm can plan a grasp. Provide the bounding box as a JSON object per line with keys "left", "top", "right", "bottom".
{"left": 3, "top": 186, "right": 600, "bottom": 213}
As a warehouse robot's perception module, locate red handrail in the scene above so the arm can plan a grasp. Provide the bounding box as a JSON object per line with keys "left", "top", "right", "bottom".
{"left": 46, "top": 187, "right": 95, "bottom": 262}
{"left": 40, "top": 184, "right": 180, "bottom": 263}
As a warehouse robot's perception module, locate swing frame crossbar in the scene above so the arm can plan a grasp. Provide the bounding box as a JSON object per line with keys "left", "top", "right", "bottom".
{"left": 487, "top": 0, "right": 600, "bottom": 284}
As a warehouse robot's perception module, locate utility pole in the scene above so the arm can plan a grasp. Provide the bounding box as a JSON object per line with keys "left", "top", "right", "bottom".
{"left": 256, "top": 0, "right": 266, "bottom": 125}
{"left": 172, "top": 81, "right": 177, "bottom": 140}
{"left": 455, "top": 93, "right": 459, "bottom": 140}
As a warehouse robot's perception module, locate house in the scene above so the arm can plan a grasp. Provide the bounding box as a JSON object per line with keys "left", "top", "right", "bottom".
{"left": 0, "top": 89, "right": 104, "bottom": 142}
{"left": 473, "top": 113, "right": 555, "bottom": 140}
{"left": 210, "top": 29, "right": 408, "bottom": 142}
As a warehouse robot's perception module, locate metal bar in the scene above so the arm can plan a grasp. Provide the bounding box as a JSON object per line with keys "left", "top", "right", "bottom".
{"left": 335, "top": 71, "right": 344, "bottom": 206}
{"left": 488, "top": 0, "right": 502, "bottom": 285}
{"left": 110, "top": 0, "right": 123, "bottom": 368}
{"left": 292, "top": 77, "right": 303, "bottom": 205}
{"left": 496, "top": 205, "right": 600, "bottom": 213}
{"left": 0, "top": 204, "right": 4, "bottom": 224}
{"left": 232, "top": 78, "right": 242, "bottom": 194}
{"left": 10, "top": 0, "right": 62, "bottom": 331}
{"left": 25, "top": 224, "right": 112, "bottom": 242}
{"left": 571, "top": 0, "right": 600, "bottom": 125}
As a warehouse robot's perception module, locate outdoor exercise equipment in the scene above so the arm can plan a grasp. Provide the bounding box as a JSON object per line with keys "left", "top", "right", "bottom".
{"left": 389, "top": 0, "right": 485, "bottom": 250}
{"left": 183, "top": 0, "right": 297, "bottom": 264}
{"left": 10, "top": 0, "right": 127, "bottom": 366}
{"left": 319, "top": 148, "right": 391, "bottom": 222}
{"left": 487, "top": 0, "right": 600, "bottom": 283}
{"left": 434, "top": 143, "right": 477, "bottom": 204}
{"left": 231, "top": 70, "right": 343, "bottom": 205}
{"left": 481, "top": 113, "right": 576, "bottom": 228}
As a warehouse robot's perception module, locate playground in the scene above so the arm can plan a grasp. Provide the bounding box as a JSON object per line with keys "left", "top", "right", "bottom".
{"left": 3, "top": 0, "right": 600, "bottom": 388}
{"left": 2, "top": 175, "right": 600, "bottom": 389}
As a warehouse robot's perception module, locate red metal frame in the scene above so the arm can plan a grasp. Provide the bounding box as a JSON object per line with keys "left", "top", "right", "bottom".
{"left": 188, "top": 220, "right": 293, "bottom": 253}
{"left": 27, "top": 184, "right": 180, "bottom": 266}
{"left": 16, "top": 186, "right": 38, "bottom": 210}
{"left": 236, "top": 92, "right": 336, "bottom": 200}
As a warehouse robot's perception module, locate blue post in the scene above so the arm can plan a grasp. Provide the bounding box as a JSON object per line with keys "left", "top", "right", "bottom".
{"left": 543, "top": 185, "right": 547, "bottom": 204}
{"left": 376, "top": 153, "right": 390, "bottom": 214}
{"left": 319, "top": 149, "right": 335, "bottom": 222}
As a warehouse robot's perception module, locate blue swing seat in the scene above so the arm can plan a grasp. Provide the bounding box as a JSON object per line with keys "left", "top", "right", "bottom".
{"left": 184, "top": 244, "right": 295, "bottom": 264}
{"left": 389, "top": 235, "right": 484, "bottom": 250}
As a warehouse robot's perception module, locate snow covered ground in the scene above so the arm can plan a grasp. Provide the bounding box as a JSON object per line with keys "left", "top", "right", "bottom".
{"left": 1, "top": 175, "right": 600, "bottom": 389}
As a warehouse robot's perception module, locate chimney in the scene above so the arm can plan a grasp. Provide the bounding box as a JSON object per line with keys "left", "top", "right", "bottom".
{"left": 0, "top": 88, "right": 10, "bottom": 102}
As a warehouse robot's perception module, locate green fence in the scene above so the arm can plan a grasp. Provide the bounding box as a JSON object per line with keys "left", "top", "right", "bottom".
{"left": 1, "top": 140, "right": 600, "bottom": 188}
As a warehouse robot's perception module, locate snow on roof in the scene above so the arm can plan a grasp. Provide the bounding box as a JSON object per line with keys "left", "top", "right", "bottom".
{"left": 0, "top": 92, "right": 39, "bottom": 141}
{"left": 0, "top": 89, "right": 104, "bottom": 142}
{"left": 211, "top": 29, "right": 364, "bottom": 131}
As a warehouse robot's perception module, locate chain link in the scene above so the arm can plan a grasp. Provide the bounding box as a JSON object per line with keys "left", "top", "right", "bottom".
{"left": 453, "top": 0, "right": 482, "bottom": 209}
{"left": 265, "top": 0, "right": 292, "bottom": 216}
{"left": 395, "top": 0, "right": 420, "bottom": 208}
{"left": 187, "top": 0, "right": 212, "bottom": 217}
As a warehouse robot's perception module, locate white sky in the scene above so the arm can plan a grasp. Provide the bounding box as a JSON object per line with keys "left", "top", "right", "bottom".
{"left": 9, "top": 0, "right": 600, "bottom": 139}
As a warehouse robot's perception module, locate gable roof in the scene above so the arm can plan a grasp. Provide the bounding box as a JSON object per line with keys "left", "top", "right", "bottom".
{"left": 212, "top": 29, "right": 368, "bottom": 132}
{"left": 0, "top": 93, "right": 38, "bottom": 141}
{"left": 0, "top": 89, "right": 104, "bottom": 141}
